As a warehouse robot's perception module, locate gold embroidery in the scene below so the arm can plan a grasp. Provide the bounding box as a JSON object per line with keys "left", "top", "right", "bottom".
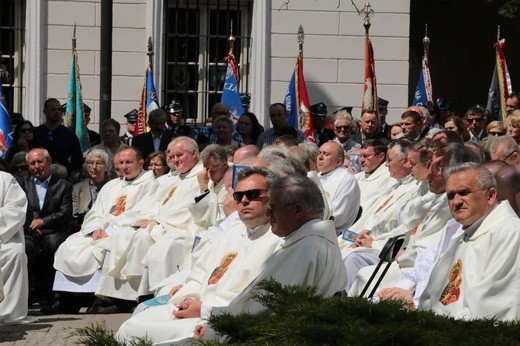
{"left": 162, "top": 186, "right": 177, "bottom": 205}
{"left": 439, "top": 259, "right": 462, "bottom": 306}
{"left": 208, "top": 252, "right": 238, "bottom": 285}
{"left": 109, "top": 195, "right": 127, "bottom": 216}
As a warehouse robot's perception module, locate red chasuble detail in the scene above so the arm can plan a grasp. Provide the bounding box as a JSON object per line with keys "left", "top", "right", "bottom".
{"left": 208, "top": 252, "right": 238, "bottom": 285}
{"left": 110, "top": 195, "right": 127, "bottom": 216}
{"left": 439, "top": 259, "right": 462, "bottom": 306}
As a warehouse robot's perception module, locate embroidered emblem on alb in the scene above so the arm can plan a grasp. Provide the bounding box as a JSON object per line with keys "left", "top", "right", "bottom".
{"left": 162, "top": 186, "right": 177, "bottom": 205}
{"left": 109, "top": 195, "right": 127, "bottom": 216}
{"left": 208, "top": 252, "right": 238, "bottom": 285}
{"left": 439, "top": 259, "right": 462, "bottom": 306}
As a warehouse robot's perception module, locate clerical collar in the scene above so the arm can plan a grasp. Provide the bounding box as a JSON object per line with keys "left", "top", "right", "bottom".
{"left": 462, "top": 207, "right": 493, "bottom": 241}
{"left": 124, "top": 169, "right": 145, "bottom": 184}
{"left": 246, "top": 222, "right": 269, "bottom": 239}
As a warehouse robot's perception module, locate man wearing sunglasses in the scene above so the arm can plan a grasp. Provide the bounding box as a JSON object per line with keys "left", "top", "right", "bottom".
{"left": 464, "top": 106, "right": 487, "bottom": 142}
{"left": 117, "top": 167, "right": 283, "bottom": 344}
{"left": 194, "top": 175, "right": 347, "bottom": 341}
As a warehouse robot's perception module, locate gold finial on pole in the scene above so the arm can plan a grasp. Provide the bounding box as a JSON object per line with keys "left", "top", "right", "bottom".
{"left": 297, "top": 25, "right": 305, "bottom": 53}
{"left": 147, "top": 36, "right": 154, "bottom": 65}
{"left": 361, "top": 2, "right": 374, "bottom": 37}
{"left": 228, "top": 20, "right": 235, "bottom": 55}
{"left": 73, "top": 23, "right": 77, "bottom": 50}
{"left": 423, "top": 23, "right": 430, "bottom": 60}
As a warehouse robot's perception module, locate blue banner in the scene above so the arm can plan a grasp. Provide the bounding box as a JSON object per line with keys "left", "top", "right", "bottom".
{"left": 145, "top": 66, "right": 159, "bottom": 114}
{"left": 283, "top": 70, "right": 298, "bottom": 128}
{"left": 0, "top": 83, "right": 13, "bottom": 158}
{"left": 412, "top": 68, "right": 428, "bottom": 106}
{"left": 221, "top": 63, "right": 244, "bottom": 120}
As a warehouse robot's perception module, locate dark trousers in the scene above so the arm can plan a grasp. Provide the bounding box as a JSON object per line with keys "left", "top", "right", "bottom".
{"left": 24, "top": 230, "right": 67, "bottom": 295}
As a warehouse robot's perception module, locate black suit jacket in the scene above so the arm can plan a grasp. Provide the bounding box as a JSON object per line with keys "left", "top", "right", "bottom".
{"left": 132, "top": 130, "right": 175, "bottom": 159}
{"left": 21, "top": 174, "right": 73, "bottom": 236}
{"left": 351, "top": 132, "right": 390, "bottom": 146}
{"left": 315, "top": 129, "right": 335, "bottom": 147}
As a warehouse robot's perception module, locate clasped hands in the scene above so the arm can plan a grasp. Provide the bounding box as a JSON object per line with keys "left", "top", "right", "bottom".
{"left": 351, "top": 229, "right": 373, "bottom": 248}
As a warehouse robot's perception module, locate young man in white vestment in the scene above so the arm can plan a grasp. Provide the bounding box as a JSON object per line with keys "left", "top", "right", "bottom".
{"left": 354, "top": 139, "right": 394, "bottom": 211}
{"left": 338, "top": 139, "right": 419, "bottom": 259}
{"left": 317, "top": 141, "right": 361, "bottom": 235}
{"left": 117, "top": 167, "right": 283, "bottom": 343}
{"left": 419, "top": 163, "right": 520, "bottom": 321}
{"left": 194, "top": 175, "right": 348, "bottom": 342}
{"left": 0, "top": 171, "right": 36, "bottom": 324}
{"left": 136, "top": 136, "right": 206, "bottom": 297}
{"left": 50, "top": 147, "right": 158, "bottom": 313}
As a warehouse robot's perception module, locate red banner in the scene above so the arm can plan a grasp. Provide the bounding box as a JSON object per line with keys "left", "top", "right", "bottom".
{"left": 362, "top": 37, "right": 378, "bottom": 115}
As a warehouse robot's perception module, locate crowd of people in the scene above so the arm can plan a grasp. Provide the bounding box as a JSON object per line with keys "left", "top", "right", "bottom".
{"left": 1, "top": 92, "right": 520, "bottom": 343}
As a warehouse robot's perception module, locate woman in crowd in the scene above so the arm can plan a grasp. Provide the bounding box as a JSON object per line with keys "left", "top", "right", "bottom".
{"left": 91, "top": 119, "right": 127, "bottom": 175}
{"left": 146, "top": 151, "right": 169, "bottom": 178}
{"left": 388, "top": 123, "right": 403, "bottom": 140}
{"left": 237, "top": 112, "right": 263, "bottom": 145}
{"left": 444, "top": 115, "right": 470, "bottom": 142}
{"left": 507, "top": 110, "right": 520, "bottom": 144}
{"left": 214, "top": 116, "right": 241, "bottom": 148}
{"left": 6, "top": 120, "right": 34, "bottom": 162}
{"left": 8, "top": 152, "right": 29, "bottom": 182}
{"left": 71, "top": 149, "right": 111, "bottom": 231}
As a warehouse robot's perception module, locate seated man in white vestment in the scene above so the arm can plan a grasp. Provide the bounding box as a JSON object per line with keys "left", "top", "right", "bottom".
{"left": 50, "top": 147, "right": 158, "bottom": 314}
{"left": 0, "top": 171, "right": 36, "bottom": 324}
{"left": 347, "top": 157, "right": 451, "bottom": 295}
{"left": 195, "top": 174, "right": 348, "bottom": 342}
{"left": 419, "top": 163, "right": 520, "bottom": 321}
{"left": 188, "top": 144, "right": 229, "bottom": 229}
{"left": 317, "top": 141, "right": 361, "bottom": 235}
{"left": 117, "top": 167, "right": 284, "bottom": 343}
{"left": 136, "top": 136, "right": 206, "bottom": 297}
{"left": 338, "top": 139, "right": 419, "bottom": 259}
{"left": 354, "top": 139, "right": 394, "bottom": 211}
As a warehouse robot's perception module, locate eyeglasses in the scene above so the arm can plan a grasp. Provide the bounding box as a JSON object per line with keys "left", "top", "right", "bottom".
{"left": 360, "top": 153, "right": 376, "bottom": 159}
{"left": 489, "top": 131, "right": 505, "bottom": 136}
{"left": 87, "top": 161, "right": 106, "bottom": 167}
{"left": 467, "top": 118, "right": 482, "bottom": 123}
{"left": 19, "top": 128, "right": 33, "bottom": 134}
{"left": 15, "top": 165, "right": 28, "bottom": 171}
{"left": 504, "top": 150, "right": 518, "bottom": 162}
{"left": 267, "top": 203, "right": 296, "bottom": 214}
{"left": 335, "top": 126, "right": 350, "bottom": 131}
{"left": 232, "top": 189, "right": 267, "bottom": 202}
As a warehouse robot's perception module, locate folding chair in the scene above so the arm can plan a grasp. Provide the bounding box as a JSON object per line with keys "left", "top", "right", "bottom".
{"left": 359, "top": 235, "right": 405, "bottom": 299}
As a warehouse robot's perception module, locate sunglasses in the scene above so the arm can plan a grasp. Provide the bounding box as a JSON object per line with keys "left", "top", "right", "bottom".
{"left": 15, "top": 165, "right": 28, "bottom": 171}
{"left": 467, "top": 118, "right": 482, "bottom": 123}
{"left": 335, "top": 125, "right": 350, "bottom": 131}
{"left": 20, "top": 128, "right": 33, "bottom": 133}
{"left": 232, "top": 189, "right": 267, "bottom": 202}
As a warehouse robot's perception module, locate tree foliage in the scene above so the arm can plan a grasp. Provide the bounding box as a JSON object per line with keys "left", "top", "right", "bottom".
{"left": 199, "top": 279, "right": 520, "bottom": 345}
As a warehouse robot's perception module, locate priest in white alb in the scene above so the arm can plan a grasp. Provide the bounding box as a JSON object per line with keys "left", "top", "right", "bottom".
{"left": 117, "top": 167, "right": 283, "bottom": 343}
{"left": 419, "top": 163, "right": 520, "bottom": 321}
{"left": 317, "top": 141, "right": 360, "bottom": 235}
{"left": 0, "top": 171, "right": 35, "bottom": 324}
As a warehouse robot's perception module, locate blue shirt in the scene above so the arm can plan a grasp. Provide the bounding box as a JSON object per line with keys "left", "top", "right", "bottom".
{"left": 34, "top": 175, "right": 52, "bottom": 210}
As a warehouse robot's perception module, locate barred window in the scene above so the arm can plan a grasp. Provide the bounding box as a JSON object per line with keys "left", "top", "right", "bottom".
{"left": 0, "top": 0, "right": 25, "bottom": 118}
{"left": 164, "top": 0, "right": 252, "bottom": 123}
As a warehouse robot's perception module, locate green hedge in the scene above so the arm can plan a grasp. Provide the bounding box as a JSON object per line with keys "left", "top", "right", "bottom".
{"left": 199, "top": 279, "right": 520, "bottom": 345}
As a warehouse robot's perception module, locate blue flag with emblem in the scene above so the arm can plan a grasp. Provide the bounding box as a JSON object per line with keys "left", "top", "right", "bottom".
{"left": 0, "top": 82, "right": 13, "bottom": 158}
{"left": 412, "top": 58, "right": 432, "bottom": 106}
{"left": 284, "top": 70, "right": 298, "bottom": 128}
{"left": 221, "top": 52, "right": 244, "bottom": 120}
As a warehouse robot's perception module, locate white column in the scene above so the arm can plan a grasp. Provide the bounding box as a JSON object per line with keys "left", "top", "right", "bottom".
{"left": 147, "top": 0, "right": 164, "bottom": 106}
{"left": 250, "top": 0, "right": 271, "bottom": 129}
{"left": 24, "top": 0, "right": 45, "bottom": 125}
